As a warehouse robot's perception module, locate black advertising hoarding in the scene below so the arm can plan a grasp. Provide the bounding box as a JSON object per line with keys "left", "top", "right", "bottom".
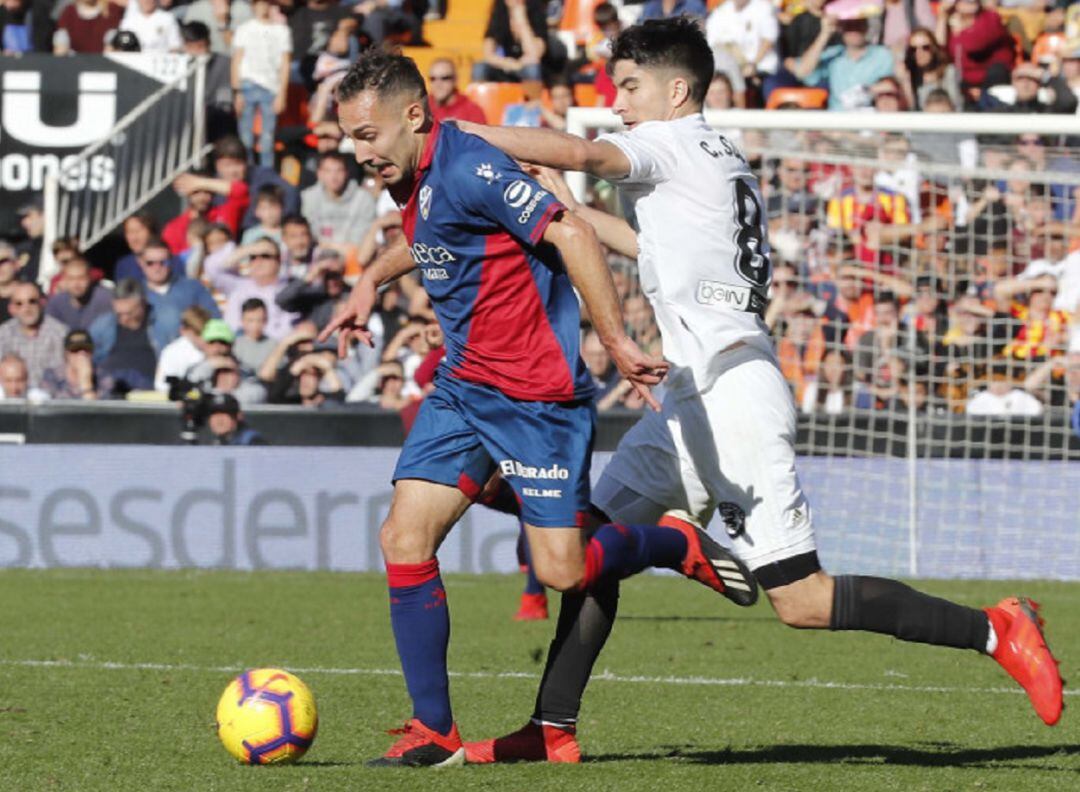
{"left": 0, "top": 54, "right": 191, "bottom": 227}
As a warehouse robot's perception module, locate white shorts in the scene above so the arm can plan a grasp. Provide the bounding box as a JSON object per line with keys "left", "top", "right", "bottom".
{"left": 593, "top": 344, "right": 816, "bottom": 572}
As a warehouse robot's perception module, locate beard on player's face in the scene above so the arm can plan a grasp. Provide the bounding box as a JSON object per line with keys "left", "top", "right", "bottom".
{"left": 339, "top": 91, "right": 428, "bottom": 189}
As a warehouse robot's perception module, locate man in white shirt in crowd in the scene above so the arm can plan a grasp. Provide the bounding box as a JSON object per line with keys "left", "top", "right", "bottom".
{"left": 231, "top": 0, "right": 292, "bottom": 167}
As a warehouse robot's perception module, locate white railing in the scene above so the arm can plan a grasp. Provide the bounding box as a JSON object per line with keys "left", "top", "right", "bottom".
{"left": 41, "top": 57, "right": 209, "bottom": 286}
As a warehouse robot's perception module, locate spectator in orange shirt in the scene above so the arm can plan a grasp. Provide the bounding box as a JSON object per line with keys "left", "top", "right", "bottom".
{"left": 426, "top": 58, "right": 487, "bottom": 124}
{"left": 162, "top": 171, "right": 250, "bottom": 255}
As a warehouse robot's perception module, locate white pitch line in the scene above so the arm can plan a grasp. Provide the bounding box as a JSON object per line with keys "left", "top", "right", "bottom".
{"left": 0, "top": 657, "right": 1074, "bottom": 698}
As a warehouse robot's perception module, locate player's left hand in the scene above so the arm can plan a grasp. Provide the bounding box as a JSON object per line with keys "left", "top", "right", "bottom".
{"left": 607, "top": 335, "right": 669, "bottom": 412}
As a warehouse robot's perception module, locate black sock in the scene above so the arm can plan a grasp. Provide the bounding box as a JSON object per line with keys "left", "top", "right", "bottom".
{"left": 532, "top": 579, "right": 619, "bottom": 727}
{"left": 830, "top": 575, "right": 989, "bottom": 652}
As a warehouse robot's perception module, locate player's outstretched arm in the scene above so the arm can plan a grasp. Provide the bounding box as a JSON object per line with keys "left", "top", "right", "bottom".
{"left": 457, "top": 121, "right": 631, "bottom": 181}
{"left": 543, "top": 212, "right": 668, "bottom": 410}
{"left": 531, "top": 166, "right": 639, "bottom": 258}
{"left": 318, "top": 235, "right": 415, "bottom": 357}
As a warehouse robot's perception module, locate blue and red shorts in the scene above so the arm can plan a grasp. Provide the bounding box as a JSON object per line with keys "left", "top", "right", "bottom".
{"left": 393, "top": 375, "right": 595, "bottom": 527}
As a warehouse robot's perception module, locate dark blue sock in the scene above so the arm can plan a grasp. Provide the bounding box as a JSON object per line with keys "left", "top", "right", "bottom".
{"left": 386, "top": 559, "right": 452, "bottom": 735}
{"left": 519, "top": 524, "right": 545, "bottom": 595}
{"left": 582, "top": 523, "right": 688, "bottom": 588}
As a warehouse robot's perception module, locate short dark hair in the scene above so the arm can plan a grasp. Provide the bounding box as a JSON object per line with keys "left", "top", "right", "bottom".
{"left": 609, "top": 18, "right": 714, "bottom": 105}
{"left": 213, "top": 135, "right": 247, "bottom": 163}
{"left": 142, "top": 236, "right": 170, "bottom": 254}
{"left": 318, "top": 151, "right": 350, "bottom": 168}
{"left": 335, "top": 51, "right": 427, "bottom": 105}
{"left": 282, "top": 214, "right": 311, "bottom": 231}
{"left": 241, "top": 297, "right": 268, "bottom": 315}
{"left": 255, "top": 184, "right": 284, "bottom": 206}
{"left": 594, "top": 1, "right": 618, "bottom": 27}
{"left": 923, "top": 88, "right": 953, "bottom": 108}
{"left": 181, "top": 21, "right": 210, "bottom": 44}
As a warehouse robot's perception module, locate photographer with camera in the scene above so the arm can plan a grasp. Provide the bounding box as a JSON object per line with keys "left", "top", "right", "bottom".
{"left": 205, "top": 392, "right": 267, "bottom": 445}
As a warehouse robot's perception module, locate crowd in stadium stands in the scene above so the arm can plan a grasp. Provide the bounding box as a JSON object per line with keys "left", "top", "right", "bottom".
{"left": 0, "top": 0, "right": 1079, "bottom": 436}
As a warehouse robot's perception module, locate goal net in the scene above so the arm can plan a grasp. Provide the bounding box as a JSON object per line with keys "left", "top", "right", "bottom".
{"left": 570, "top": 108, "right": 1080, "bottom": 580}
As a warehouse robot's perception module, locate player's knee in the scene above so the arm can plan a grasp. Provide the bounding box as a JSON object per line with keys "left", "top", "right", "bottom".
{"left": 379, "top": 518, "right": 430, "bottom": 564}
{"left": 531, "top": 557, "right": 584, "bottom": 592}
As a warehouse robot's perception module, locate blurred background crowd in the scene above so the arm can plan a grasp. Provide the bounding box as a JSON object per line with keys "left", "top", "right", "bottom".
{"left": 0, "top": 0, "right": 1079, "bottom": 438}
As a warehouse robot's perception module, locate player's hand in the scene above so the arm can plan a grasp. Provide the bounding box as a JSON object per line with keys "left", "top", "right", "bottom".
{"left": 318, "top": 277, "right": 378, "bottom": 357}
{"left": 605, "top": 334, "right": 669, "bottom": 412}
{"left": 528, "top": 165, "right": 579, "bottom": 212}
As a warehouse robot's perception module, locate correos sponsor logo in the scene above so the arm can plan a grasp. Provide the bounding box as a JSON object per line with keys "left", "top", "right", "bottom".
{"left": 517, "top": 189, "right": 548, "bottom": 224}
{"left": 503, "top": 180, "right": 532, "bottom": 208}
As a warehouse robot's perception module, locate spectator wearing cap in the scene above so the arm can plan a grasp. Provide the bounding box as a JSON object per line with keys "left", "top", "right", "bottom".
{"left": 0, "top": 281, "right": 67, "bottom": 388}
{"left": 0, "top": 243, "right": 19, "bottom": 321}
{"left": 183, "top": 0, "right": 252, "bottom": 55}
{"left": 54, "top": 0, "right": 124, "bottom": 54}
{"left": 205, "top": 392, "right": 267, "bottom": 445}
{"left": 40, "top": 330, "right": 113, "bottom": 400}
{"left": 981, "top": 60, "right": 1078, "bottom": 114}
{"left": 300, "top": 152, "right": 377, "bottom": 247}
{"left": 935, "top": 0, "right": 1014, "bottom": 101}
{"left": 15, "top": 199, "right": 43, "bottom": 286}
{"left": 207, "top": 353, "right": 267, "bottom": 405}
{"left": 163, "top": 170, "right": 250, "bottom": 255}
{"left": 180, "top": 20, "right": 237, "bottom": 141}
{"left": 233, "top": 297, "right": 276, "bottom": 374}
{"left": 154, "top": 305, "right": 211, "bottom": 392}
{"left": 231, "top": 0, "right": 292, "bottom": 169}
{"left": 205, "top": 235, "right": 299, "bottom": 339}
{"left": 137, "top": 237, "right": 220, "bottom": 332}
{"left": 89, "top": 278, "right": 179, "bottom": 393}
{"left": 794, "top": 7, "right": 894, "bottom": 109}
{"left": 274, "top": 248, "right": 347, "bottom": 330}
{"left": 427, "top": 58, "right": 486, "bottom": 124}
{"left": 119, "top": 0, "right": 181, "bottom": 52}
{"left": 45, "top": 255, "right": 114, "bottom": 332}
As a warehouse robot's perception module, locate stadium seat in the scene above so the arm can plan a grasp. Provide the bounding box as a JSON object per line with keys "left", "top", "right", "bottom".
{"left": 464, "top": 82, "right": 526, "bottom": 125}
{"left": 573, "top": 82, "right": 599, "bottom": 108}
{"left": 559, "top": 0, "right": 603, "bottom": 45}
{"left": 766, "top": 87, "right": 828, "bottom": 110}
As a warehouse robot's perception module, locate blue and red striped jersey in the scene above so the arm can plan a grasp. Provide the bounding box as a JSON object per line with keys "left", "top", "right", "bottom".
{"left": 399, "top": 121, "right": 595, "bottom": 402}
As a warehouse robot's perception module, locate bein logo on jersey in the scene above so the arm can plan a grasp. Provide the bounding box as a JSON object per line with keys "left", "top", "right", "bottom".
{"left": 503, "top": 180, "right": 532, "bottom": 208}
{"left": 695, "top": 280, "right": 752, "bottom": 311}
{"left": 410, "top": 242, "right": 456, "bottom": 266}
{"left": 498, "top": 459, "right": 570, "bottom": 481}
{"left": 517, "top": 189, "right": 548, "bottom": 225}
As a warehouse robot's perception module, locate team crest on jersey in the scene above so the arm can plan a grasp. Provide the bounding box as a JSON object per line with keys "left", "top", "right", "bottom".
{"left": 475, "top": 162, "right": 502, "bottom": 184}
{"left": 419, "top": 185, "right": 432, "bottom": 220}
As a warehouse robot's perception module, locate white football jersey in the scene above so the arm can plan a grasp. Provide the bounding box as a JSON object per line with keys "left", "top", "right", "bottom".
{"left": 598, "top": 113, "right": 774, "bottom": 394}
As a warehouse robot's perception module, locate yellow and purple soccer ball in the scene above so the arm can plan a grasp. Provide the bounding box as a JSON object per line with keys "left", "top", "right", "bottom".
{"left": 216, "top": 668, "right": 318, "bottom": 765}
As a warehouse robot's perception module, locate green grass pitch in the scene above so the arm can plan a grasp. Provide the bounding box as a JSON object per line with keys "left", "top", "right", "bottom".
{"left": 0, "top": 569, "right": 1076, "bottom": 791}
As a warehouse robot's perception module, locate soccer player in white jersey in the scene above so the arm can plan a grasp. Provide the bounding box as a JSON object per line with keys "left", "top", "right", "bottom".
{"left": 457, "top": 18, "right": 1064, "bottom": 763}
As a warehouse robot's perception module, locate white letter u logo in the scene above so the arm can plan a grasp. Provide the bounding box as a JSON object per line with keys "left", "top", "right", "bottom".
{"left": 3, "top": 71, "right": 117, "bottom": 148}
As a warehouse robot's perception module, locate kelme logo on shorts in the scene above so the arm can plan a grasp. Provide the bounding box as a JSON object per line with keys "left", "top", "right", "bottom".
{"left": 499, "top": 459, "right": 570, "bottom": 480}
{"left": 503, "top": 180, "right": 532, "bottom": 208}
